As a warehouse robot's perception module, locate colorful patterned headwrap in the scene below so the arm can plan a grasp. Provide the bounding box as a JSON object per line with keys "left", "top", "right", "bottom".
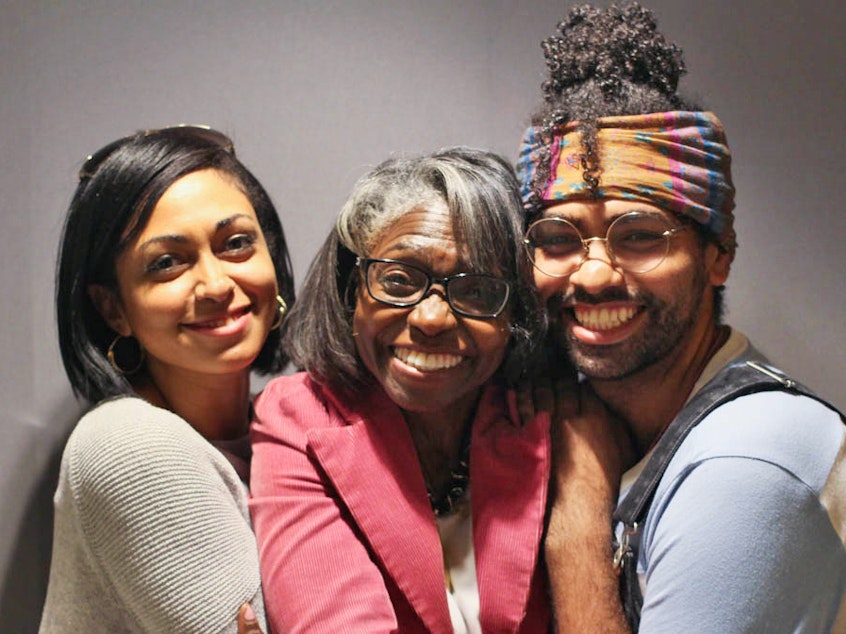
{"left": 516, "top": 111, "right": 737, "bottom": 258}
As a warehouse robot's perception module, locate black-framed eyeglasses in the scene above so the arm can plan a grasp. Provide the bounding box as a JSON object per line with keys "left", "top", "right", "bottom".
{"left": 357, "top": 257, "right": 511, "bottom": 318}
{"left": 78, "top": 124, "right": 234, "bottom": 181}
{"left": 524, "top": 211, "right": 688, "bottom": 277}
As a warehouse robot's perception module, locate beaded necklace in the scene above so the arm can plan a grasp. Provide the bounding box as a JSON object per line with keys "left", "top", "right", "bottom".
{"left": 428, "top": 427, "right": 472, "bottom": 518}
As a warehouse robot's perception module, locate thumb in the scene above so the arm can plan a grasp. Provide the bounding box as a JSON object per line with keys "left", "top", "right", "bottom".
{"left": 237, "top": 603, "right": 264, "bottom": 634}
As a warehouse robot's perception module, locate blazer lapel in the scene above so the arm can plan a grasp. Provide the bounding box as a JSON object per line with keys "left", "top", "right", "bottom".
{"left": 472, "top": 385, "right": 551, "bottom": 633}
{"left": 307, "top": 387, "right": 453, "bottom": 632}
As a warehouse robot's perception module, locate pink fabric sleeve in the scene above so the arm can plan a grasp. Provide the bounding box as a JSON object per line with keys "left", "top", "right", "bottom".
{"left": 248, "top": 375, "right": 399, "bottom": 633}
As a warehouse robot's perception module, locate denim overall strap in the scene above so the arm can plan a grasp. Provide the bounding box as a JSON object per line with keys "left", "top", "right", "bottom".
{"left": 611, "top": 360, "right": 838, "bottom": 631}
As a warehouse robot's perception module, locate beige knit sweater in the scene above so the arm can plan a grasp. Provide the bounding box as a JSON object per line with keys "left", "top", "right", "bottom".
{"left": 39, "top": 396, "right": 267, "bottom": 633}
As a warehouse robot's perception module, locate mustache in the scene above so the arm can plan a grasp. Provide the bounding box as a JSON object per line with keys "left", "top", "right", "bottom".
{"left": 549, "top": 286, "right": 636, "bottom": 310}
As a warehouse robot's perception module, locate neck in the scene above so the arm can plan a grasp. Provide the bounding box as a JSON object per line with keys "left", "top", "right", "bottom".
{"left": 403, "top": 389, "right": 480, "bottom": 498}
{"left": 591, "top": 319, "right": 727, "bottom": 458}
{"left": 134, "top": 368, "right": 252, "bottom": 441}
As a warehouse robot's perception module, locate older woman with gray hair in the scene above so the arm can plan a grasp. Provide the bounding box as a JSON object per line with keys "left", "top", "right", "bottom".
{"left": 250, "top": 147, "right": 552, "bottom": 633}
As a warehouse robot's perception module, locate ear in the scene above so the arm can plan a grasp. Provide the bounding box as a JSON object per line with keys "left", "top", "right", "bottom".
{"left": 704, "top": 244, "right": 731, "bottom": 287}
{"left": 87, "top": 284, "right": 132, "bottom": 336}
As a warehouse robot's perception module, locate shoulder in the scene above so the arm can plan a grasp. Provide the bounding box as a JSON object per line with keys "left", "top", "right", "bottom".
{"left": 253, "top": 372, "right": 333, "bottom": 433}
{"left": 68, "top": 396, "right": 206, "bottom": 457}
{"left": 255, "top": 372, "right": 320, "bottom": 408}
{"left": 670, "top": 390, "right": 844, "bottom": 494}
{"left": 638, "top": 393, "right": 846, "bottom": 570}
{"left": 63, "top": 396, "right": 240, "bottom": 515}
{"left": 673, "top": 340, "right": 845, "bottom": 493}
{"left": 66, "top": 396, "right": 217, "bottom": 474}
{"left": 639, "top": 390, "right": 846, "bottom": 562}
{"left": 253, "top": 372, "right": 386, "bottom": 435}
{"left": 54, "top": 397, "right": 262, "bottom": 632}
{"left": 637, "top": 447, "right": 846, "bottom": 630}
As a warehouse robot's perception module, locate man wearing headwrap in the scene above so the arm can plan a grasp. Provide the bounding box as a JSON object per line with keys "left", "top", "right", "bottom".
{"left": 521, "top": 5, "right": 846, "bottom": 633}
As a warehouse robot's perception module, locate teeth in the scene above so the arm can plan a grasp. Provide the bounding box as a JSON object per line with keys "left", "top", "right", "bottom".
{"left": 394, "top": 347, "right": 463, "bottom": 371}
{"left": 196, "top": 316, "right": 232, "bottom": 328}
{"left": 574, "top": 305, "right": 637, "bottom": 331}
{"left": 193, "top": 308, "right": 248, "bottom": 329}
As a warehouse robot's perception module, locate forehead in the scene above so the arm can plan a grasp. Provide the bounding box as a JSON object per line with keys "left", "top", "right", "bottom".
{"left": 139, "top": 169, "right": 256, "bottom": 235}
{"left": 369, "top": 201, "right": 457, "bottom": 259}
{"left": 542, "top": 198, "right": 675, "bottom": 227}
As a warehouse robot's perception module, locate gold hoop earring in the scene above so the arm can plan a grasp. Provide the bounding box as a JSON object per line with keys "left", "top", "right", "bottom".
{"left": 271, "top": 295, "right": 288, "bottom": 331}
{"left": 107, "top": 334, "right": 145, "bottom": 375}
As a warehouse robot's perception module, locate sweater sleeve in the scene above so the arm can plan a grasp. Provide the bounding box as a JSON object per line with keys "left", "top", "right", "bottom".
{"left": 64, "top": 398, "right": 266, "bottom": 633}
{"left": 249, "top": 376, "right": 399, "bottom": 633}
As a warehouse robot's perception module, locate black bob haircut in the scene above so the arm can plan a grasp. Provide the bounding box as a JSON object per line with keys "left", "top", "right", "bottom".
{"left": 56, "top": 127, "right": 294, "bottom": 403}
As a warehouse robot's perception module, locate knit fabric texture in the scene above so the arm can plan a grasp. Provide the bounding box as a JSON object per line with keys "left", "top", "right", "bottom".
{"left": 39, "top": 396, "right": 266, "bottom": 633}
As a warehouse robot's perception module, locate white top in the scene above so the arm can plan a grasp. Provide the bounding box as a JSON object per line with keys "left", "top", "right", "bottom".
{"left": 437, "top": 493, "right": 482, "bottom": 634}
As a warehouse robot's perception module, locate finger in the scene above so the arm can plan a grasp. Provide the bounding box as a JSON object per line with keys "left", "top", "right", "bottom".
{"left": 532, "top": 377, "right": 555, "bottom": 418}
{"left": 237, "top": 603, "right": 264, "bottom": 634}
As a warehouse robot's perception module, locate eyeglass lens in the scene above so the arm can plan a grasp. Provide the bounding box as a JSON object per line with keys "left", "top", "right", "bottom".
{"left": 525, "top": 212, "right": 678, "bottom": 277}
{"left": 364, "top": 259, "right": 509, "bottom": 317}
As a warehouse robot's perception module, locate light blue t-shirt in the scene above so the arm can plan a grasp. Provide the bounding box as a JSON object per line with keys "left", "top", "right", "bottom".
{"left": 618, "top": 330, "right": 846, "bottom": 632}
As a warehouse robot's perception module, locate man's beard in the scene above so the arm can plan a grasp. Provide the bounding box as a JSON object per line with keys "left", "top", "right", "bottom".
{"left": 548, "top": 273, "right": 707, "bottom": 381}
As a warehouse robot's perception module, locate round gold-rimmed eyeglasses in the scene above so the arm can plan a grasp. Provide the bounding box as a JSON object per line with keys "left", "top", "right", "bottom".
{"left": 524, "top": 211, "right": 688, "bottom": 278}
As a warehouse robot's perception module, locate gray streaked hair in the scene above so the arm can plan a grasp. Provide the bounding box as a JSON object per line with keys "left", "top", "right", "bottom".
{"left": 282, "top": 146, "right": 545, "bottom": 393}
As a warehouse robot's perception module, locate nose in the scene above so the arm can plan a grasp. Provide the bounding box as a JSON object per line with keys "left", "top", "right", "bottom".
{"left": 407, "top": 289, "right": 457, "bottom": 336}
{"left": 568, "top": 239, "right": 624, "bottom": 293}
{"left": 195, "top": 255, "right": 235, "bottom": 300}
{"left": 583, "top": 236, "right": 614, "bottom": 263}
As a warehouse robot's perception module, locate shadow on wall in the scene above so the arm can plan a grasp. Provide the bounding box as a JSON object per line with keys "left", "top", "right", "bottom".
{"left": 0, "top": 395, "right": 82, "bottom": 634}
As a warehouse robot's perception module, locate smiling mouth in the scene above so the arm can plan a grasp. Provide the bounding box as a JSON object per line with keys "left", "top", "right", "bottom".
{"left": 573, "top": 305, "right": 638, "bottom": 331}
{"left": 393, "top": 347, "right": 464, "bottom": 371}
{"left": 186, "top": 306, "right": 251, "bottom": 330}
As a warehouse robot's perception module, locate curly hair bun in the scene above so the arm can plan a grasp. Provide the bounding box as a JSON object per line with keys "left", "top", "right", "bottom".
{"left": 541, "top": 3, "right": 686, "bottom": 105}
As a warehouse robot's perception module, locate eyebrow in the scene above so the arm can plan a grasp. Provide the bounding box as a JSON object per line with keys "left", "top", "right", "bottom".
{"left": 215, "top": 213, "right": 253, "bottom": 231}
{"left": 137, "top": 213, "right": 255, "bottom": 249}
{"left": 138, "top": 234, "right": 188, "bottom": 249}
{"left": 375, "top": 251, "right": 475, "bottom": 277}
{"left": 543, "top": 208, "right": 671, "bottom": 228}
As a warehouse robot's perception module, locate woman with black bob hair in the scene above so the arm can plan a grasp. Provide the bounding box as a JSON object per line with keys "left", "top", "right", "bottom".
{"left": 41, "top": 126, "right": 293, "bottom": 633}
{"left": 57, "top": 126, "right": 293, "bottom": 400}
{"left": 250, "top": 147, "right": 552, "bottom": 632}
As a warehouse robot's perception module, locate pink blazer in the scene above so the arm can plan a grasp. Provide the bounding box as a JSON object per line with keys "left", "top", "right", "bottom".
{"left": 250, "top": 372, "right": 551, "bottom": 633}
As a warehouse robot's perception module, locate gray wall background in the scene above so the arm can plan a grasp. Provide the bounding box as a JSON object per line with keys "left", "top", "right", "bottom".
{"left": 2, "top": 1, "right": 844, "bottom": 630}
